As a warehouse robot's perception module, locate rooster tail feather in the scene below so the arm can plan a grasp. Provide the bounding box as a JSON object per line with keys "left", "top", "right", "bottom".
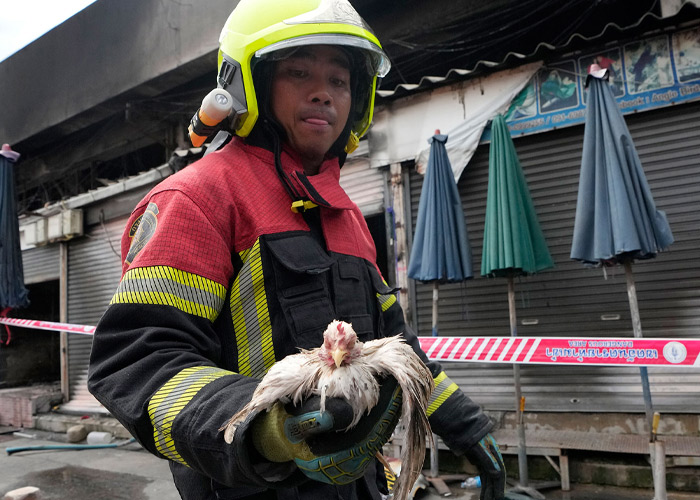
{"left": 387, "top": 345, "right": 433, "bottom": 500}
{"left": 392, "top": 403, "right": 431, "bottom": 500}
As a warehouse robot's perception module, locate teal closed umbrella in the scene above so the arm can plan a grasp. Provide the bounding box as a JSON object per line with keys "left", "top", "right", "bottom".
{"left": 482, "top": 115, "right": 553, "bottom": 497}
{"left": 481, "top": 116, "right": 553, "bottom": 278}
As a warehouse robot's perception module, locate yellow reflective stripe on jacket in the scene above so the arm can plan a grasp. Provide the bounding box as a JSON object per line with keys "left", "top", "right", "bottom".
{"left": 231, "top": 240, "right": 275, "bottom": 378}
{"left": 110, "top": 266, "right": 226, "bottom": 322}
{"left": 376, "top": 277, "right": 397, "bottom": 312}
{"left": 427, "top": 371, "right": 459, "bottom": 417}
{"left": 148, "top": 366, "right": 232, "bottom": 465}
{"left": 376, "top": 291, "right": 396, "bottom": 312}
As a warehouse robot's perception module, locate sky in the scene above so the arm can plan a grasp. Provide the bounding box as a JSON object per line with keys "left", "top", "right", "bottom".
{"left": 0, "top": 0, "right": 99, "bottom": 63}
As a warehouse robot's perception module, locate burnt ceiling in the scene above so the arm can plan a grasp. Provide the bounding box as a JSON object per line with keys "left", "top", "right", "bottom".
{"left": 14, "top": 0, "right": 694, "bottom": 213}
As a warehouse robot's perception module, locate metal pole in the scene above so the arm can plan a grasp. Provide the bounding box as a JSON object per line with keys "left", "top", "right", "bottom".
{"left": 508, "top": 275, "right": 529, "bottom": 486}
{"left": 429, "top": 282, "right": 439, "bottom": 477}
{"left": 651, "top": 412, "right": 667, "bottom": 500}
{"left": 59, "top": 241, "right": 69, "bottom": 402}
{"left": 432, "top": 282, "right": 439, "bottom": 337}
{"left": 507, "top": 275, "right": 545, "bottom": 499}
{"left": 624, "top": 260, "right": 663, "bottom": 499}
{"left": 623, "top": 260, "right": 654, "bottom": 435}
{"left": 652, "top": 441, "right": 667, "bottom": 500}
{"left": 389, "top": 162, "right": 411, "bottom": 321}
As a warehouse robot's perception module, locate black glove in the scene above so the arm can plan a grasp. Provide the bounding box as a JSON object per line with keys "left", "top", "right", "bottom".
{"left": 251, "top": 376, "right": 402, "bottom": 485}
{"left": 464, "top": 433, "right": 506, "bottom": 500}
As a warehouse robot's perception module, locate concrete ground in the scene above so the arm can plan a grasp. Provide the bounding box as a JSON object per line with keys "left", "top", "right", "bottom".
{"left": 416, "top": 478, "right": 700, "bottom": 500}
{"left": 0, "top": 430, "right": 179, "bottom": 500}
{"left": 2, "top": 427, "right": 698, "bottom": 500}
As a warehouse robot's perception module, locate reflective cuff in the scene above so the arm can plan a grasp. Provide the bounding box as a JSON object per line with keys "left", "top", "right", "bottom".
{"left": 427, "top": 371, "right": 458, "bottom": 417}
{"left": 148, "top": 366, "right": 234, "bottom": 465}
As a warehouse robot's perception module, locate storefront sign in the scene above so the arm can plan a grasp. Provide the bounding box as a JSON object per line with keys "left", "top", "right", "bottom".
{"left": 419, "top": 335, "right": 700, "bottom": 367}
{"left": 483, "top": 26, "right": 700, "bottom": 139}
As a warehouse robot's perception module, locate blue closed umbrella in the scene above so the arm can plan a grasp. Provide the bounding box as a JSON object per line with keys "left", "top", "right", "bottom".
{"left": 0, "top": 144, "right": 29, "bottom": 311}
{"left": 407, "top": 130, "right": 473, "bottom": 479}
{"left": 571, "top": 67, "right": 674, "bottom": 465}
{"left": 408, "top": 132, "right": 473, "bottom": 285}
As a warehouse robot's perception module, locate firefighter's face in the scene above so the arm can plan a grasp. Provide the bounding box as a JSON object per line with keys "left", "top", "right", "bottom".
{"left": 271, "top": 45, "right": 352, "bottom": 174}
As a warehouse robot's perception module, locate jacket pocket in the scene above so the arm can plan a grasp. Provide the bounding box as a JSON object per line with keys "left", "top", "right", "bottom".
{"left": 331, "top": 255, "right": 374, "bottom": 341}
{"left": 265, "top": 233, "right": 335, "bottom": 349}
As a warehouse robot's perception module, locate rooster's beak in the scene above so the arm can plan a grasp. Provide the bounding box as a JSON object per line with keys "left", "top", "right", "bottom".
{"left": 331, "top": 348, "right": 347, "bottom": 368}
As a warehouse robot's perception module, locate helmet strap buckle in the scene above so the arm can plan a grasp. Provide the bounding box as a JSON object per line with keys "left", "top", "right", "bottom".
{"left": 291, "top": 200, "right": 319, "bottom": 213}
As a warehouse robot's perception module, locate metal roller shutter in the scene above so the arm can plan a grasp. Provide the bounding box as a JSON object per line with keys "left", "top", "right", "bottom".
{"left": 21, "top": 244, "right": 60, "bottom": 284}
{"left": 340, "top": 157, "right": 387, "bottom": 216}
{"left": 408, "top": 100, "right": 700, "bottom": 413}
{"left": 63, "top": 217, "right": 126, "bottom": 413}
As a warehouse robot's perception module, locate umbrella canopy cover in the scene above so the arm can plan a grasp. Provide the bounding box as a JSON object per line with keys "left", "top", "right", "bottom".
{"left": 571, "top": 74, "right": 674, "bottom": 265}
{"left": 408, "top": 134, "right": 473, "bottom": 283}
{"left": 0, "top": 151, "right": 29, "bottom": 308}
{"left": 481, "top": 115, "right": 553, "bottom": 277}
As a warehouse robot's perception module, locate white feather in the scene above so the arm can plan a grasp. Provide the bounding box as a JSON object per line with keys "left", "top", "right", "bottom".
{"left": 220, "top": 320, "right": 434, "bottom": 500}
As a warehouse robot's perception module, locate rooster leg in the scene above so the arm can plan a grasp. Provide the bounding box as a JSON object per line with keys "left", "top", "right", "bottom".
{"left": 320, "top": 384, "right": 329, "bottom": 414}
{"left": 374, "top": 451, "right": 396, "bottom": 478}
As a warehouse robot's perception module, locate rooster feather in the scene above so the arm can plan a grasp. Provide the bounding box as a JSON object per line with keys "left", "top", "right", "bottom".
{"left": 221, "top": 319, "right": 434, "bottom": 500}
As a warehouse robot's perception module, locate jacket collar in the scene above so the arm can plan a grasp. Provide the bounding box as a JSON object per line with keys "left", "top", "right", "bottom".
{"left": 239, "top": 137, "right": 355, "bottom": 211}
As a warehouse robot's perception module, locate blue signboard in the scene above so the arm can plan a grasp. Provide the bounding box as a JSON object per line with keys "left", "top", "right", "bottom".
{"left": 482, "top": 26, "right": 700, "bottom": 141}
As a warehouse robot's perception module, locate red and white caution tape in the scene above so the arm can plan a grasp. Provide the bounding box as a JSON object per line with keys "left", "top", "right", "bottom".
{"left": 0, "top": 317, "right": 95, "bottom": 336}
{"left": 3, "top": 317, "right": 699, "bottom": 367}
{"left": 419, "top": 336, "right": 700, "bottom": 368}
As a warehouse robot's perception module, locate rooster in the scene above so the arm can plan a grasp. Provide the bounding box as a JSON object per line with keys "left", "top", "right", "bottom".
{"left": 222, "top": 320, "right": 434, "bottom": 500}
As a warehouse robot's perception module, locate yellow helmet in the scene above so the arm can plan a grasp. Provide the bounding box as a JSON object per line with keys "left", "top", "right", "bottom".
{"left": 217, "top": 0, "right": 390, "bottom": 153}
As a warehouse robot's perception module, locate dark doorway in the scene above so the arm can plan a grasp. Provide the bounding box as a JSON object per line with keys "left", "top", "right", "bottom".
{"left": 0, "top": 280, "right": 60, "bottom": 387}
{"left": 365, "top": 212, "right": 389, "bottom": 281}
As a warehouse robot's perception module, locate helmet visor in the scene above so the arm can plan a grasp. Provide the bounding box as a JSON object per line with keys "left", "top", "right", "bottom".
{"left": 255, "top": 34, "right": 391, "bottom": 78}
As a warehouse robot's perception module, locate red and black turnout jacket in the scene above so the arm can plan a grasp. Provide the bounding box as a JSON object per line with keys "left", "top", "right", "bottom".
{"left": 88, "top": 137, "right": 492, "bottom": 500}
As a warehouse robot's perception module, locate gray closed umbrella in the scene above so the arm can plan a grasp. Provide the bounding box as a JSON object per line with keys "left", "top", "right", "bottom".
{"left": 0, "top": 144, "right": 29, "bottom": 311}
{"left": 571, "top": 66, "right": 674, "bottom": 497}
{"left": 571, "top": 70, "right": 673, "bottom": 265}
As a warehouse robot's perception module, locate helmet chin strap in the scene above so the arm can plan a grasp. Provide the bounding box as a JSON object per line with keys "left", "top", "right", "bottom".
{"left": 248, "top": 59, "right": 357, "bottom": 212}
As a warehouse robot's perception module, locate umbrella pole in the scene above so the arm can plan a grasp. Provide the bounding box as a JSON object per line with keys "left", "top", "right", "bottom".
{"left": 425, "top": 284, "right": 452, "bottom": 497}
{"left": 508, "top": 275, "right": 546, "bottom": 500}
{"left": 430, "top": 282, "right": 440, "bottom": 477}
{"left": 623, "top": 260, "right": 654, "bottom": 437}
{"left": 623, "top": 260, "right": 664, "bottom": 499}
{"left": 508, "top": 275, "right": 528, "bottom": 486}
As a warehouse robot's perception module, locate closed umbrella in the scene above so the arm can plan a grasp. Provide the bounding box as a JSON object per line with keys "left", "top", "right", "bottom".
{"left": 570, "top": 67, "right": 673, "bottom": 268}
{"left": 408, "top": 132, "right": 473, "bottom": 287}
{"left": 482, "top": 114, "right": 553, "bottom": 498}
{"left": 571, "top": 66, "right": 673, "bottom": 496}
{"left": 408, "top": 130, "right": 473, "bottom": 482}
{"left": 1, "top": 144, "right": 29, "bottom": 343}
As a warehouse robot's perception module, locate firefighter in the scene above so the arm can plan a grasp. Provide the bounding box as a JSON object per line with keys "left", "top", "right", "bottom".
{"left": 88, "top": 1, "right": 506, "bottom": 499}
